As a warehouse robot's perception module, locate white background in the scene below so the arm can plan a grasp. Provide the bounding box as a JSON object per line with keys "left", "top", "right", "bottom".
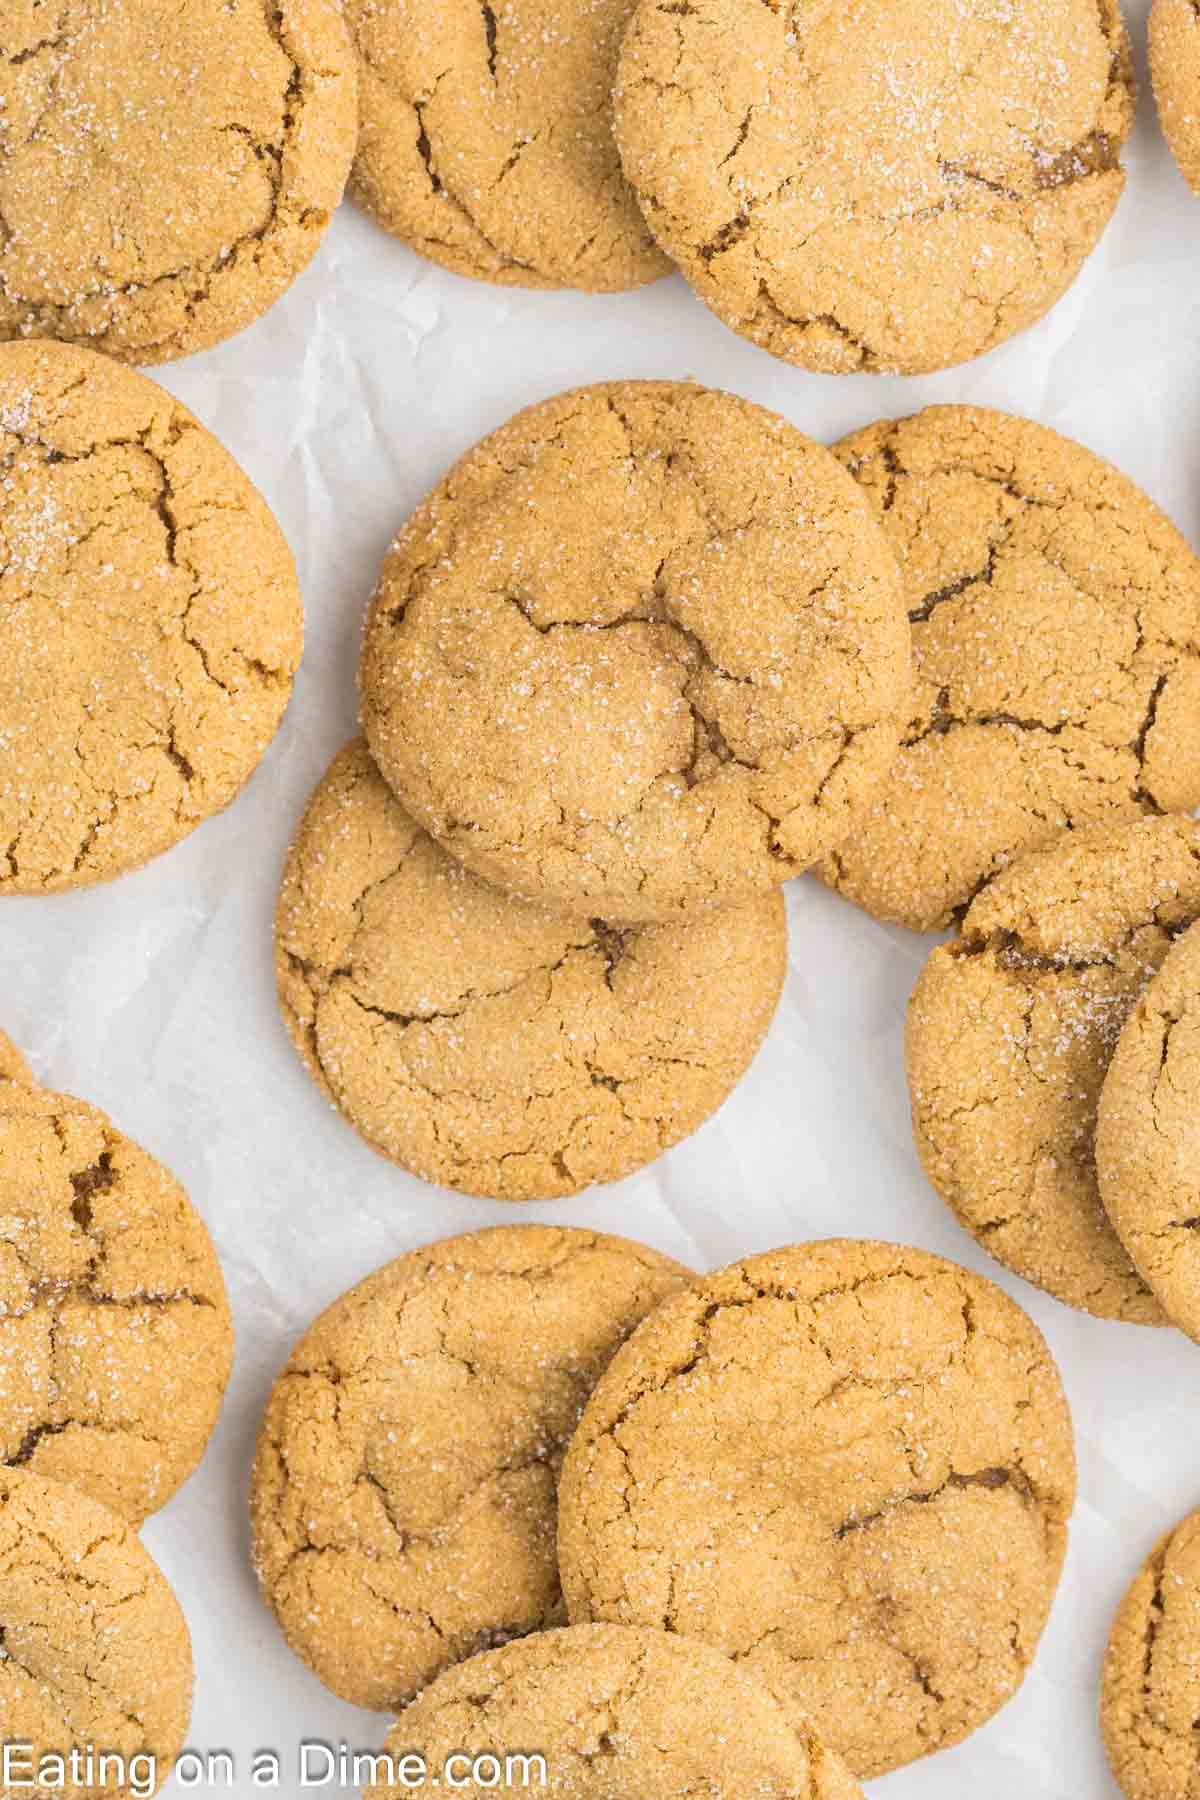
{"left": 5, "top": 0, "right": 1200, "bottom": 1790}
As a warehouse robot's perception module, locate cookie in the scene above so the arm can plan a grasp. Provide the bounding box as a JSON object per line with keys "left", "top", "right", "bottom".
{"left": 346, "top": 0, "right": 669, "bottom": 290}
{"left": 0, "top": 1469, "right": 192, "bottom": 1798}
{"left": 908, "top": 817, "right": 1200, "bottom": 1323}
{"left": 557, "top": 1239, "right": 1075, "bottom": 1780}
{"left": 275, "top": 739, "right": 788, "bottom": 1199}
{"left": 250, "top": 1225, "right": 689, "bottom": 1710}
{"left": 1097, "top": 921, "right": 1200, "bottom": 1340}
{"left": 819, "top": 407, "right": 1200, "bottom": 932}
{"left": 0, "top": 341, "right": 303, "bottom": 895}
{"left": 364, "top": 1625, "right": 864, "bottom": 1800}
{"left": 0, "top": 1031, "right": 31, "bottom": 1085}
{"left": 0, "top": 1078, "right": 235, "bottom": 1521}
{"left": 360, "top": 381, "right": 910, "bottom": 922}
{"left": 614, "top": 0, "right": 1134, "bottom": 376}
{"left": 1150, "top": 0, "right": 1200, "bottom": 196}
{"left": 1102, "top": 1508, "right": 1200, "bottom": 1800}
{"left": 0, "top": 0, "right": 357, "bottom": 364}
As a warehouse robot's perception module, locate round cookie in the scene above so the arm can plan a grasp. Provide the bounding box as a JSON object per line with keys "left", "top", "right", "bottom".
{"left": 614, "top": 0, "right": 1134, "bottom": 375}
{"left": 1150, "top": 0, "right": 1200, "bottom": 197}
{"left": 0, "top": 341, "right": 303, "bottom": 895}
{"left": 908, "top": 817, "right": 1200, "bottom": 1323}
{"left": 557, "top": 1239, "right": 1075, "bottom": 1780}
{"left": 0, "top": 1469, "right": 192, "bottom": 1798}
{"left": 364, "top": 1625, "right": 864, "bottom": 1800}
{"left": 360, "top": 381, "right": 910, "bottom": 922}
{"left": 0, "top": 1031, "right": 31, "bottom": 1085}
{"left": 275, "top": 739, "right": 788, "bottom": 1199}
{"left": 0, "top": 1078, "right": 235, "bottom": 1521}
{"left": 1097, "top": 921, "right": 1200, "bottom": 1340}
{"left": 250, "top": 1225, "right": 690, "bottom": 1711}
{"left": 1102, "top": 1509, "right": 1200, "bottom": 1800}
{"left": 346, "top": 0, "right": 669, "bottom": 290}
{"left": 821, "top": 406, "right": 1200, "bottom": 931}
{"left": 0, "top": 0, "right": 357, "bottom": 364}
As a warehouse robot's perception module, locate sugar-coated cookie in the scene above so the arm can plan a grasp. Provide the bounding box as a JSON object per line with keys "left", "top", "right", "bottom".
{"left": 1150, "top": 0, "right": 1200, "bottom": 197}
{"left": 250, "top": 1226, "right": 689, "bottom": 1710}
{"left": 557, "top": 1239, "right": 1075, "bottom": 1779}
{"left": 1102, "top": 1507, "right": 1200, "bottom": 1800}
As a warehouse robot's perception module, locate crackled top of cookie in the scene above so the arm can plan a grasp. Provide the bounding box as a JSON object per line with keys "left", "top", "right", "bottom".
{"left": 367, "top": 1625, "right": 864, "bottom": 1800}
{"left": 360, "top": 382, "right": 909, "bottom": 922}
{"left": 822, "top": 408, "right": 1200, "bottom": 931}
{"left": 346, "top": 0, "right": 669, "bottom": 289}
{"left": 0, "top": 0, "right": 356, "bottom": 364}
{"left": 615, "top": 0, "right": 1133, "bottom": 375}
{"left": 908, "top": 817, "right": 1200, "bottom": 1323}
{"left": 1150, "top": 0, "right": 1200, "bottom": 197}
{"left": 1097, "top": 921, "right": 1200, "bottom": 1341}
{"left": 250, "top": 1227, "right": 689, "bottom": 1711}
{"left": 0, "top": 341, "right": 302, "bottom": 894}
{"left": 557, "top": 1239, "right": 1075, "bottom": 1780}
{"left": 0, "top": 1469, "right": 192, "bottom": 1796}
{"left": 0, "top": 1080, "right": 234, "bottom": 1520}
{"left": 1103, "top": 1509, "right": 1200, "bottom": 1800}
{"left": 276, "top": 741, "right": 786, "bottom": 1198}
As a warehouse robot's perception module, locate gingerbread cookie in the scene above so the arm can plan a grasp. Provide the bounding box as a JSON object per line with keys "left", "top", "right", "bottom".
{"left": 251, "top": 1226, "right": 689, "bottom": 1710}
{"left": 1097, "top": 921, "right": 1200, "bottom": 1340}
{"left": 0, "top": 1079, "right": 234, "bottom": 1520}
{"left": 908, "top": 817, "right": 1200, "bottom": 1323}
{"left": 1102, "top": 1507, "right": 1200, "bottom": 1800}
{"left": 0, "top": 341, "right": 302, "bottom": 895}
{"left": 1150, "top": 0, "right": 1200, "bottom": 197}
{"left": 365, "top": 1625, "right": 864, "bottom": 1800}
{"left": 346, "top": 0, "right": 669, "bottom": 290}
{"left": 614, "top": 0, "right": 1134, "bottom": 375}
{"left": 275, "top": 740, "right": 787, "bottom": 1199}
{"left": 360, "top": 382, "right": 909, "bottom": 922}
{"left": 820, "top": 406, "right": 1200, "bottom": 931}
{"left": 557, "top": 1240, "right": 1075, "bottom": 1780}
{"left": 0, "top": 1469, "right": 192, "bottom": 1798}
{"left": 0, "top": 1031, "right": 31, "bottom": 1085}
{"left": 0, "top": 0, "right": 357, "bottom": 364}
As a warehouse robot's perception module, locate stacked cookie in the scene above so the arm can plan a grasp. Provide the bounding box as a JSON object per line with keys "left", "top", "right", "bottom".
{"left": 275, "top": 377, "right": 912, "bottom": 1197}
{"left": 251, "top": 1225, "right": 1076, "bottom": 1788}
{"left": 0, "top": 1036, "right": 234, "bottom": 1796}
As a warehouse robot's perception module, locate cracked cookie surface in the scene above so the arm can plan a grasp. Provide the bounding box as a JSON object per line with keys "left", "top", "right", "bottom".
{"left": 1102, "top": 1508, "right": 1200, "bottom": 1800}
{"left": 0, "top": 341, "right": 303, "bottom": 895}
{"left": 822, "top": 407, "right": 1200, "bottom": 932}
{"left": 365, "top": 1624, "right": 864, "bottom": 1799}
{"left": 908, "top": 817, "right": 1200, "bottom": 1323}
{"left": 1150, "top": 0, "right": 1200, "bottom": 198}
{"left": 0, "top": 1078, "right": 234, "bottom": 1521}
{"left": 359, "top": 381, "right": 909, "bottom": 922}
{"left": 614, "top": 0, "right": 1134, "bottom": 375}
{"left": 0, "top": 0, "right": 356, "bottom": 364}
{"left": 276, "top": 740, "right": 787, "bottom": 1198}
{"left": 250, "top": 1226, "right": 689, "bottom": 1710}
{"left": 556, "top": 1239, "right": 1075, "bottom": 1780}
{"left": 0, "top": 1468, "right": 192, "bottom": 1798}
{"left": 345, "top": 0, "right": 669, "bottom": 289}
{"left": 1097, "top": 921, "right": 1200, "bottom": 1341}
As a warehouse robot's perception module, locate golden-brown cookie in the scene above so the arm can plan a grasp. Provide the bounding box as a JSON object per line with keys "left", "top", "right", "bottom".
{"left": 0, "top": 1030, "right": 31, "bottom": 1085}
{"left": 1150, "top": 0, "right": 1200, "bottom": 196}
{"left": 908, "top": 817, "right": 1200, "bottom": 1323}
{"left": 821, "top": 406, "right": 1200, "bottom": 931}
{"left": 346, "top": 0, "right": 669, "bottom": 290}
{"left": 0, "top": 0, "right": 357, "bottom": 364}
{"left": 275, "top": 739, "right": 788, "bottom": 1199}
{"left": 0, "top": 1469, "right": 192, "bottom": 1798}
{"left": 360, "top": 382, "right": 910, "bottom": 922}
{"left": 364, "top": 1625, "right": 864, "bottom": 1800}
{"left": 1097, "top": 921, "right": 1200, "bottom": 1340}
{"left": 614, "top": 0, "right": 1134, "bottom": 375}
{"left": 0, "top": 1079, "right": 234, "bottom": 1521}
{"left": 1102, "top": 1508, "right": 1200, "bottom": 1800}
{"left": 0, "top": 341, "right": 303, "bottom": 895}
{"left": 250, "top": 1226, "right": 690, "bottom": 1711}
{"left": 557, "top": 1239, "right": 1075, "bottom": 1780}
